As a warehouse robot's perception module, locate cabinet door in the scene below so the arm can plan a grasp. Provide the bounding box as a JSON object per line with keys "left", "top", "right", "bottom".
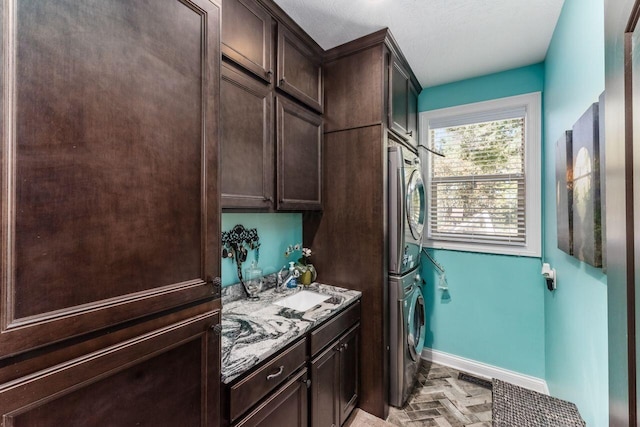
{"left": 389, "top": 58, "right": 410, "bottom": 138}
{"left": 222, "top": 0, "right": 274, "bottom": 83}
{"left": 311, "top": 344, "right": 340, "bottom": 427}
{"left": 221, "top": 62, "right": 274, "bottom": 209}
{"left": 339, "top": 324, "right": 359, "bottom": 425}
{"left": 0, "top": 0, "right": 221, "bottom": 358}
{"left": 277, "top": 26, "right": 323, "bottom": 112}
{"left": 407, "top": 83, "right": 419, "bottom": 149}
{"left": 276, "top": 96, "right": 323, "bottom": 211}
{"left": 0, "top": 310, "right": 221, "bottom": 426}
{"left": 235, "top": 369, "right": 309, "bottom": 427}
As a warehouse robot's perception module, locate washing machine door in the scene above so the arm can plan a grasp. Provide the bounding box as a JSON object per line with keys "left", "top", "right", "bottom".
{"left": 407, "top": 287, "right": 426, "bottom": 361}
{"left": 406, "top": 169, "right": 425, "bottom": 241}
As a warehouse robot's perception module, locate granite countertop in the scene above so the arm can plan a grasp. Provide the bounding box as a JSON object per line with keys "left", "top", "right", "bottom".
{"left": 221, "top": 282, "right": 361, "bottom": 384}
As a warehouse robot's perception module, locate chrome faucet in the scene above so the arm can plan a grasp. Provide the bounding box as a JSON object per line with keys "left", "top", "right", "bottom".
{"left": 275, "top": 265, "right": 300, "bottom": 293}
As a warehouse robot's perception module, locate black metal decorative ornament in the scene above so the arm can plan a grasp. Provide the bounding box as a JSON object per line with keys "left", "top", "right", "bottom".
{"left": 221, "top": 224, "right": 260, "bottom": 296}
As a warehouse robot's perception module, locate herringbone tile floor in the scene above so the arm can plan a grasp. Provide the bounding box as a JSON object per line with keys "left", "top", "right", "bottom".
{"left": 386, "top": 362, "right": 493, "bottom": 427}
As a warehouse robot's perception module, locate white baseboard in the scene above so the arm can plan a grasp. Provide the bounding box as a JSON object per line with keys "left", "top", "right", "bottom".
{"left": 422, "top": 348, "right": 549, "bottom": 395}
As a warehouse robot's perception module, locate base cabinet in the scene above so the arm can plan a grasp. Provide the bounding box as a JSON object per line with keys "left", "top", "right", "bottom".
{"left": 311, "top": 344, "right": 340, "bottom": 427}
{"left": 224, "top": 301, "right": 360, "bottom": 427}
{"left": 311, "top": 324, "right": 360, "bottom": 427}
{"left": 235, "top": 369, "right": 309, "bottom": 427}
{"left": 0, "top": 310, "right": 221, "bottom": 427}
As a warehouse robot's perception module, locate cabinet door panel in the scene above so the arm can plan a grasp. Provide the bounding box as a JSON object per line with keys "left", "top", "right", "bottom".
{"left": 277, "top": 26, "right": 323, "bottom": 112}
{"left": 235, "top": 369, "right": 308, "bottom": 427}
{"left": 0, "top": 0, "right": 221, "bottom": 358}
{"left": 339, "top": 324, "right": 359, "bottom": 425}
{"left": 390, "top": 59, "right": 409, "bottom": 137}
{"left": 311, "top": 344, "right": 340, "bottom": 427}
{"left": 221, "top": 62, "right": 273, "bottom": 209}
{"left": 276, "top": 96, "right": 322, "bottom": 210}
{"left": 0, "top": 310, "right": 221, "bottom": 426}
{"left": 222, "top": 0, "right": 273, "bottom": 83}
{"left": 407, "top": 83, "right": 419, "bottom": 149}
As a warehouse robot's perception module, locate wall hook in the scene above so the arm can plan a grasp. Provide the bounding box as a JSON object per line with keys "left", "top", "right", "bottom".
{"left": 221, "top": 224, "right": 260, "bottom": 297}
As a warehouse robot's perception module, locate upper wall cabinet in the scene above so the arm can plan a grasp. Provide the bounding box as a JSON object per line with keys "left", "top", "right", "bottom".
{"left": 277, "top": 26, "right": 324, "bottom": 113}
{"left": 389, "top": 56, "right": 419, "bottom": 148}
{"left": 221, "top": 62, "right": 274, "bottom": 209}
{"left": 222, "top": 0, "right": 274, "bottom": 83}
{"left": 0, "top": 0, "right": 221, "bottom": 359}
{"left": 277, "top": 95, "right": 323, "bottom": 210}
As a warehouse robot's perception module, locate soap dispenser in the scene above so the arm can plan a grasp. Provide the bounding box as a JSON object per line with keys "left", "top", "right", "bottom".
{"left": 287, "top": 261, "right": 298, "bottom": 288}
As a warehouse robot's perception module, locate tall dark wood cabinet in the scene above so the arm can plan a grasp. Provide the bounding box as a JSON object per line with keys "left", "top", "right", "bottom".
{"left": 305, "top": 29, "right": 421, "bottom": 419}
{"left": 221, "top": 0, "right": 323, "bottom": 211}
{"left": 0, "top": 0, "right": 222, "bottom": 424}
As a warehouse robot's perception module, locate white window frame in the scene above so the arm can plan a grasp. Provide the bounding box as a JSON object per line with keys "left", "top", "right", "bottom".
{"left": 419, "top": 92, "right": 541, "bottom": 257}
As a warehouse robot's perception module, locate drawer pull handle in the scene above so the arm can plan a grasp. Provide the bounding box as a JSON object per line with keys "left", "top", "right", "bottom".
{"left": 266, "top": 365, "right": 285, "bottom": 380}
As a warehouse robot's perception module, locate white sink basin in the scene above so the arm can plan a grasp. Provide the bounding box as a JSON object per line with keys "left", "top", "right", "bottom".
{"left": 273, "top": 290, "right": 331, "bottom": 312}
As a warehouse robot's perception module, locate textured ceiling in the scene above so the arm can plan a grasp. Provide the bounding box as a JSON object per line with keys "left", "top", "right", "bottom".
{"left": 272, "top": 0, "right": 565, "bottom": 88}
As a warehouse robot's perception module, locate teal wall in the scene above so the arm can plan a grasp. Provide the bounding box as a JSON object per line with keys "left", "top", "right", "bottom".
{"left": 419, "top": 63, "right": 545, "bottom": 111}
{"left": 419, "top": 63, "right": 546, "bottom": 379}
{"left": 543, "top": 0, "right": 607, "bottom": 425}
{"left": 221, "top": 213, "right": 302, "bottom": 286}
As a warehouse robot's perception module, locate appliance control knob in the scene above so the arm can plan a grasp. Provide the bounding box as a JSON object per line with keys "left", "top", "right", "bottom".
{"left": 414, "top": 274, "right": 421, "bottom": 283}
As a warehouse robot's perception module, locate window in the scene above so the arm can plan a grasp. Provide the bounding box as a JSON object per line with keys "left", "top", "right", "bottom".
{"left": 419, "top": 92, "right": 541, "bottom": 257}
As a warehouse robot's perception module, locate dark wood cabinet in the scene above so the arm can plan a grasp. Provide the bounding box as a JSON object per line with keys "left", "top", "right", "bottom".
{"left": 277, "top": 25, "right": 324, "bottom": 112}
{"left": 390, "top": 59, "right": 410, "bottom": 137}
{"left": 276, "top": 95, "right": 323, "bottom": 210}
{"left": 311, "top": 343, "right": 340, "bottom": 427}
{"left": 407, "top": 83, "right": 419, "bottom": 147}
{"left": 235, "top": 369, "right": 309, "bottom": 427}
{"left": 1, "top": 0, "right": 222, "bottom": 424}
{"left": 222, "top": 0, "right": 274, "bottom": 83}
{"left": 1, "top": 0, "right": 220, "bottom": 361}
{"left": 309, "top": 28, "right": 421, "bottom": 419}
{"left": 230, "top": 338, "right": 307, "bottom": 422}
{"left": 310, "top": 324, "right": 359, "bottom": 427}
{"left": 221, "top": 62, "right": 274, "bottom": 209}
{"left": 0, "top": 310, "right": 222, "bottom": 426}
{"left": 224, "top": 302, "right": 360, "bottom": 427}
{"left": 220, "top": 0, "right": 324, "bottom": 212}
{"left": 338, "top": 325, "right": 359, "bottom": 425}
{"left": 389, "top": 57, "right": 419, "bottom": 148}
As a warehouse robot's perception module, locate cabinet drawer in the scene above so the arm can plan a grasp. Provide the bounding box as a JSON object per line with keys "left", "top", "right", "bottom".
{"left": 230, "top": 337, "right": 307, "bottom": 421}
{"left": 310, "top": 301, "right": 361, "bottom": 356}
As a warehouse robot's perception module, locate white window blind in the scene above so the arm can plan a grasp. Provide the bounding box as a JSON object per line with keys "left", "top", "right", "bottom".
{"left": 420, "top": 92, "right": 541, "bottom": 257}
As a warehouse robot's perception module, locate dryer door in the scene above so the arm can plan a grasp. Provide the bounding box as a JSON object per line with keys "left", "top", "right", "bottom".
{"left": 406, "top": 169, "right": 425, "bottom": 241}
{"left": 407, "top": 288, "right": 426, "bottom": 361}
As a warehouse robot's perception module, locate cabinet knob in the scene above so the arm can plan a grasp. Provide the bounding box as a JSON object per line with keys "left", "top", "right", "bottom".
{"left": 407, "top": 130, "right": 413, "bottom": 137}
{"left": 208, "top": 276, "right": 221, "bottom": 298}
{"left": 279, "top": 77, "right": 286, "bottom": 86}
{"left": 267, "top": 69, "right": 273, "bottom": 76}
{"left": 210, "top": 324, "right": 223, "bottom": 335}
{"left": 264, "top": 196, "right": 274, "bottom": 203}
{"left": 302, "top": 378, "right": 311, "bottom": 388}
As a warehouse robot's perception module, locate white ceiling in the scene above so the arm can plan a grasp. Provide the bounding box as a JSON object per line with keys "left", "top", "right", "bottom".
{"left": 272, "top": 0, "right": 565, "bottom": 88}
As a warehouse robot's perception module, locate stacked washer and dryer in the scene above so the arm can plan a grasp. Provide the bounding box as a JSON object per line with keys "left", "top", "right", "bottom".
{"left": 388, "top": 140, "right": 427, "bottom": 407}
